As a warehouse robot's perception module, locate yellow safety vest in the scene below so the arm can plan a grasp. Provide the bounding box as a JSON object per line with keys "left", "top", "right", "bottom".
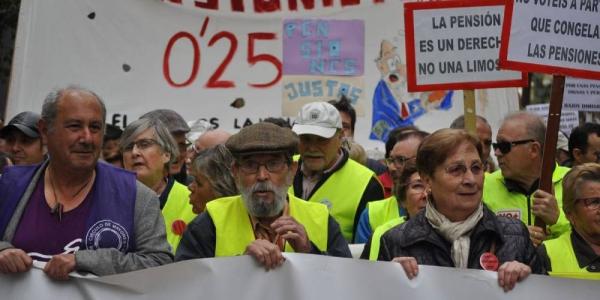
{"left": 161, "top": 181, "right": 197, "bottom": 253}
{"left": 369, "top": 217, "right": 406, "bottom": 261}
{"left": 207, "top": 193, "right": 329, "bottom": 256}
{"left": 292, "top": 157, "right": 374, "bottom": 241}
{"left": 483, "top": 165, "right": 570, "bottom": 239}
{"left": 544, "top": 231, "right": 600, "bottom": 280}
{"left": 368, "top": 196, "right": 399, "bottom": 234}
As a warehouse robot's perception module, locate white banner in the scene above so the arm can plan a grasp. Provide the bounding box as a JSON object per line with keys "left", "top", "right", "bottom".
{"left": 1, "top": 254, "right": 599, "bottom": 300}
{"left": 8, "top": 0, "right": 519, "bottom": 150}
{"left": 564, "top": 77, "right": 600, "bottom": 112}
{"left": 526, "top": 103, "right": 580, "bottom": 135}
{"left": 501, "top": 0, "right": 600, "bottom": 79}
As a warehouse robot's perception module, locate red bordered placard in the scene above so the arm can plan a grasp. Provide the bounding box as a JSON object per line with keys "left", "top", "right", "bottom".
{"left": 499, "top": 0, "right": 600, "bottom": 80}
{"left": 404, "top": 0, "right": 527, "bottom": 92}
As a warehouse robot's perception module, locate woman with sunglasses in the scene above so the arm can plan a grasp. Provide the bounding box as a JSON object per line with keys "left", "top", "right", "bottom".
{"left": 120, "top": 118, "right": 196, "bottom": 253}
{"left": 361, "top": 161, "right": 427, "bottom": 260}
{"left": 377, "top": 129, "right": 543, "bottom": 292}
{"left": 538, "top": 163, "right": 600, "bottom": 280}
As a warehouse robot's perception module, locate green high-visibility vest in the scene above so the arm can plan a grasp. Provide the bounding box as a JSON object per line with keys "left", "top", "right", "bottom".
{"left": 544, "top": 231, "right": 600, "bottom": 280}
{"left": 368, "top": 196, "right": 399, "bottom": 234}
{"left": 369, "top": 217, "right": 406, "bottom": 261}
{"left": 207, "top": 193, "right": 329, "bottom": 256}
{"left": 483, "top": 165, "right": 570, "bottom": 239}
{"left": 162, "top": 181, "right": 197, "bottom": 253}
{"left": 292, "top": 156, "right": 374, "bottom": 241}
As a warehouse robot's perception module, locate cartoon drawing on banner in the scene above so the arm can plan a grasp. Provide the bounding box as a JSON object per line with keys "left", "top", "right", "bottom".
{"left": 370, "top": 39, "right": 453, "bottom": 142}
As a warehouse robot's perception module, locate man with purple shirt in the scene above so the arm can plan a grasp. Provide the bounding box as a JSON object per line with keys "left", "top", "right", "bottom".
{"left": 0, "top": 86, "right": 172, "bottom": 280}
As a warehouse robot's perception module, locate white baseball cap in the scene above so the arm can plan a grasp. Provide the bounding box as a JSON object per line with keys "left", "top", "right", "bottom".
{"left": 556, "top": 131, "right": 569, "bottom": 152}
{"left": 292, "top": 102, "right": 342, "bottom": 138}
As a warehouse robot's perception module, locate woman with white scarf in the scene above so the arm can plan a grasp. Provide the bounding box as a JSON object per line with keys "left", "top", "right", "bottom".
{"left": 377, "top": 129, "right": 543, "bottom": 292}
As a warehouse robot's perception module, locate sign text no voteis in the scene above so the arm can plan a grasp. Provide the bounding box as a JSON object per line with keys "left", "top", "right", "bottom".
{"left": 403, "top": 0, "right": 527, "bottom": 92}
{"left": 500, "top": 0, "right": 600, "bottom": 79}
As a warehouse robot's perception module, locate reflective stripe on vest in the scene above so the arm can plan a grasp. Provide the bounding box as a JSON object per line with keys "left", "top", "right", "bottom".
{"left": 161, "top": 181, "right": 196, "bottom": 253}
{"left": 545, "top": 231, "right": 600, "bottom": 280}
{"left": 295, "top": 158, "right": 374, "bottom": 241}
{"left": 482, "top": 165, "right": 571, "bottom": 239}
{"left": 369, "top": 217, "right": 406, "bottom": 261}
{"left": 207, "top": 193, "right": 329, "bottom": 257}
{"left": 368, "top": 196, "right": 399, "bottom": 233}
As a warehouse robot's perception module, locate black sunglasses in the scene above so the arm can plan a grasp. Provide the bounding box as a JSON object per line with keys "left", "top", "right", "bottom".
{"left": 492, "top": 139, "right": 535, "bottom": 154}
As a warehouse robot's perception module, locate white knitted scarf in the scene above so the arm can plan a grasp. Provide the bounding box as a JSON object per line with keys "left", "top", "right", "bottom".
{"left": 425, "top": 199, "right": 483, "bottom": 268}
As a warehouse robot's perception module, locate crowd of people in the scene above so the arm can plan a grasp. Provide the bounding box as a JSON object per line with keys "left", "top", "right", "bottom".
{"left": 0, "top": 86, "right": 598, "bottom": 288}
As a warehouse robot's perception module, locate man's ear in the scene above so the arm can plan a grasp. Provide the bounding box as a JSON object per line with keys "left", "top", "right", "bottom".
{"left": 289, "top": 160, "right": 298, "bottom": 175}
{"left": 572, "top": 148, "right": 584, "bottom": 163}
{"left": 231, "top": 161, "right": 239, "bottom": 178}
{"left": 566, "top": 210, "right": 576, "bottom": 227}
{"left": 37, "top": 119, "right": 49, "bottom": 146}
{"left": 530, "top": 141, "right": 542, "bottom": 158}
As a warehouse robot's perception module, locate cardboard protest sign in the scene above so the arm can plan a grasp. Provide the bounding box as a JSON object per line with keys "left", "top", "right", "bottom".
{"left": 564, "top": 77, "right": 600, "bottom": 111}
{"left": 403, "top": 0, "right": 526, "bottom": 92}
{"left": 500, "top": 0, "right": 600, "bottom": 80}
{"left": 526, "top": 103, "right": 580, "bottom": 135}
{"left": 282, "top": 19, "right": 364, "bottom": 76}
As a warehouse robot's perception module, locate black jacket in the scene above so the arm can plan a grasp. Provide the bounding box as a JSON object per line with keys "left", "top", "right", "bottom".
{"left": 378, "top": 206, "right": 546, "bottom": 274}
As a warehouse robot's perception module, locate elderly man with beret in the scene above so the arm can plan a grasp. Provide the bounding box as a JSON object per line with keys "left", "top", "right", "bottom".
{"left": 175, "top": 122, "right": 350, "bottom": 269}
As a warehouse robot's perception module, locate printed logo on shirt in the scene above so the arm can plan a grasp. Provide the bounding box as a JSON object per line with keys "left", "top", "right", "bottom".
{"left": 28, "top": 238, "right": 82, "bottom": 262}
{"left": 319, "top": 198, "right": 333, "bottom": 211}
{"left": 85, "top": 219, "right": 129, "bottom": 252}
{"left": 496, "top": 209, "right": 521, "bottom": 220}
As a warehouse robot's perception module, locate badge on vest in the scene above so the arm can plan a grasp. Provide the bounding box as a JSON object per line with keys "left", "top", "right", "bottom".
{"left": 320, "top": 199, "right": 333, "bottom": 210}
{"left": 496, "top": 209, "right": 521, "bottom": 220}
{"left": 85, "top": 219, "right": 130, "bottom": 252}
{"left": 171, "top": 219, "right": 187, "bottom": 236}
{"left": 480, "top": 252, "right": 499, "bottom": 271}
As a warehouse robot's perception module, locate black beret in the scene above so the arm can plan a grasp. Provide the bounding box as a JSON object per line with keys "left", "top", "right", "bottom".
{"left": 226, "top": 122, "right": 298, "bottom": 156}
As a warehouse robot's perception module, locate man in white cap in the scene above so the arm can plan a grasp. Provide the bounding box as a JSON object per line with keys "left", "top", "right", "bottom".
{"left": 291, "top": 102, "right": 384, "bottom": 242}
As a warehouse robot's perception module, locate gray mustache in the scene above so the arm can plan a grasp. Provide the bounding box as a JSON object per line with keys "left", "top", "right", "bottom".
{"left": 72, "top": 143, "right": 96, "bottom": 152}
{"left": 251, "top": 181, "right": 274, "bottom": 193}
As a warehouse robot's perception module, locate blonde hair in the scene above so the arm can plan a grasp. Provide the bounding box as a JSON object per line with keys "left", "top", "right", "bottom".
{"left": 562, "top": 163, "right": 600, "bottom": 214}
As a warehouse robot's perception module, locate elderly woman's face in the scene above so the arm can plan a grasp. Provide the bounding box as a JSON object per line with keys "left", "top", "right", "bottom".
{"left": 403, "top": 172, "right": 427, "bottom": 218}
{"left": 568, "top": 180, "right": 600, "bottom": 240}
{"left": 423, "top": 142, "right": 484, "bottom": 221}
{"left": 188, "top": 169, "right": 217, "bottom": 214}
{"left": 122, "top": 128, "right": 170, "bottom": 187}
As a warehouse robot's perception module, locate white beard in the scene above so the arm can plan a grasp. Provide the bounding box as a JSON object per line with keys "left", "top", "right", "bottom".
{"left": 240, "top": 180, "right": 288, "bottom": 218}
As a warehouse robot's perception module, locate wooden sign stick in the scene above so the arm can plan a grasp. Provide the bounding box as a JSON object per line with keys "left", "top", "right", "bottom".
{"left": 463, "top": 90, "right": 476, "bottom": 135}
{"left": 535, "top": 75, "right": 565, "bottom": 229}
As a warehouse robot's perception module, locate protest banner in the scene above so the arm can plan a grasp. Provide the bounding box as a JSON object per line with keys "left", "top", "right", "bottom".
{"left": 403, "top": 0, "right": 527, "bottom": 92}
{"left": 1, "top": 254, "right": 598, "bottom": 300}
{"left": 8, "top": 0, "right": 520, "bottom": 150}
{"left": 499, "top": 0, "right": 600, "bottom": 79}
{"left": 564, "top": 77, "right": 600, "bottom": 112}
{"left": 526, "top": 103, "right": 580, "bottom": 135}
